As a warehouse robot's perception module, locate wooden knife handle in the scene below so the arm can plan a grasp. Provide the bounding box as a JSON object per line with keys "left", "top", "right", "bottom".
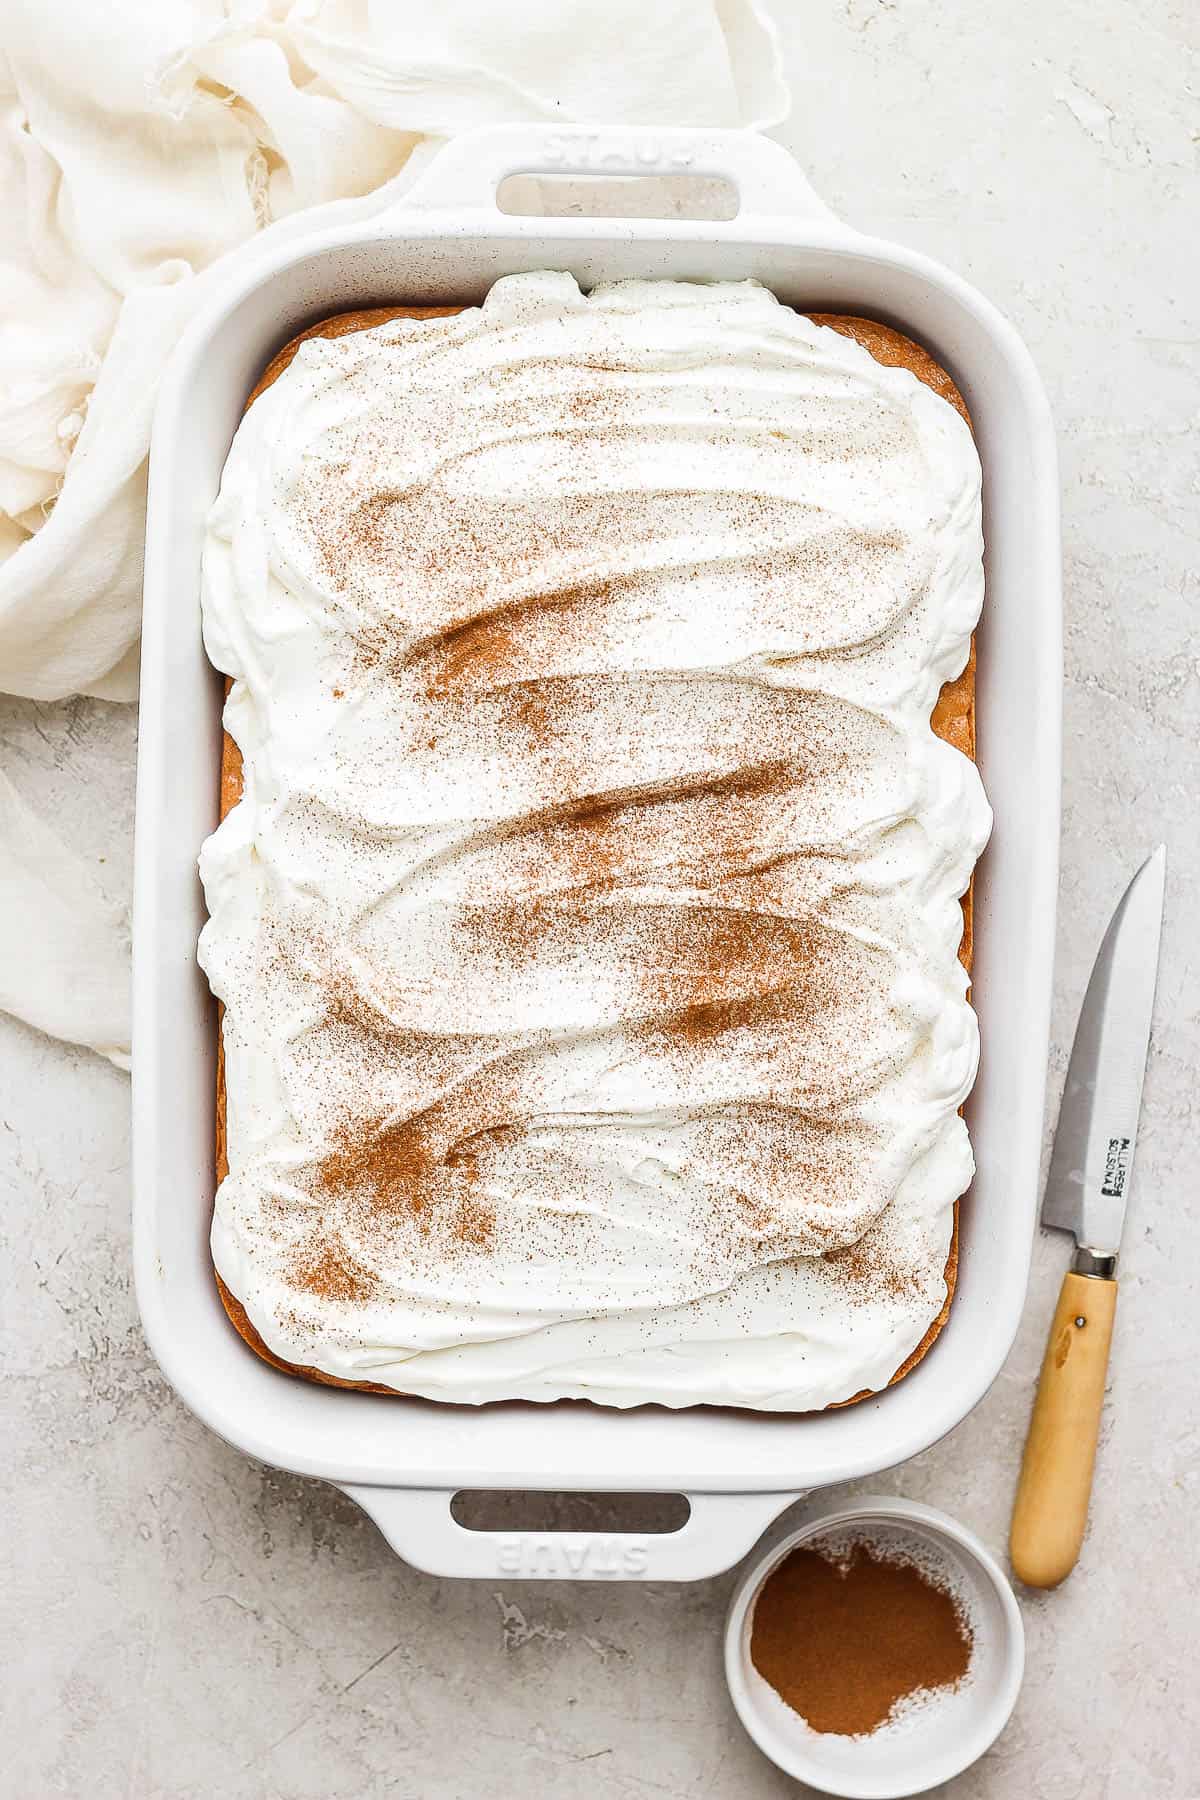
{"left": 1010, "top": 1269, "right": 1117, "bottom": 1588}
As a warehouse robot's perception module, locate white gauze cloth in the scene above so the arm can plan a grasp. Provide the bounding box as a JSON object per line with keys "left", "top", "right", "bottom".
{"left": 0, "top": 0, "right": 788, "bottom": 1066}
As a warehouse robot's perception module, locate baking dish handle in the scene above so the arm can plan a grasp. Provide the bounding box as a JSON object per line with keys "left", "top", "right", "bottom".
{"left": 340, "top": 1484, "right": 803, "bottom": 1581}
{"left": 398, "top": 123, "right": 838, "bottom": 224}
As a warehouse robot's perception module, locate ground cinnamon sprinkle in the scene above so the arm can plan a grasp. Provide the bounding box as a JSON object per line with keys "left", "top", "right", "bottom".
{"left": 822, "top": 1237, "right": 918, "bottom": 1303}
{"left": 312, "top": 1108, "right": 497, "bottom": 1249}
{"left": 289, "top": 1236, "right": 379, "bottom": 1305}
{"left": 750, "top": 1537, "right": 973, "bottom": 1736}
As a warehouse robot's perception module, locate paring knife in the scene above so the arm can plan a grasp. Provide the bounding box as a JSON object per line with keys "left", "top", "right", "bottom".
{"left": 1009, "top": 845, "right": 1166, "bottom": 1589}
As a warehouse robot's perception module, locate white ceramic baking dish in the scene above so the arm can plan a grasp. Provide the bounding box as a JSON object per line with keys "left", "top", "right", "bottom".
{"left": 133, "top": 124, "right": 1060, "bottom": 1582}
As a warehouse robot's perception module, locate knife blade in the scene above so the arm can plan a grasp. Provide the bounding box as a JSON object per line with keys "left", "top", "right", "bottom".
{"left": 1041, "top": 843, "right": 1167, "bottom": 1261}
{"left": 1010, "top": 845, "right": 1166, "bottom": 1589}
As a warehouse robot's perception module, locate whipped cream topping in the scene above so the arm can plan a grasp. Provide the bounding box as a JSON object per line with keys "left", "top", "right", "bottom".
{"left": 198, "top": 273, "right": 990, "bottom": 1410}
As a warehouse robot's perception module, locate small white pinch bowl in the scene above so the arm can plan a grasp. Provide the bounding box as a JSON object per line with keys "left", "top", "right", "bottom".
{"left": 724, "top": 1495, "right": 1024, "bottom": 1798}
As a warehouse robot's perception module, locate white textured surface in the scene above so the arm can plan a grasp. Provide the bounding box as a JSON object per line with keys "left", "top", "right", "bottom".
{"left": 3, "top": 6, "right": 1198, "bottom": 1793}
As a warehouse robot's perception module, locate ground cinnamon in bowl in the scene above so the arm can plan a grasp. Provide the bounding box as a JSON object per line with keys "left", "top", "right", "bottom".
{"left": 750, "top": 1534, "right": 974, "bottom": 1737}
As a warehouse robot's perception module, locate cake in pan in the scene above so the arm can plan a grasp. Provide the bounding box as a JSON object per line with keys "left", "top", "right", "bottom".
{"left": 199, "top": 273, "right": 989, "bottom": 1410}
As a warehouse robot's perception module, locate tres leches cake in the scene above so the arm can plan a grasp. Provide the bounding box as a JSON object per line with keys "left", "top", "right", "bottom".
{"left": 199, "top": 272, "right": 990, "bottom": 1411}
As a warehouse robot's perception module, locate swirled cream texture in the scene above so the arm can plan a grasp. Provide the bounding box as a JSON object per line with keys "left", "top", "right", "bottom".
{"left": 198, "top": 273, "right": 990, "bottom": 1410}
